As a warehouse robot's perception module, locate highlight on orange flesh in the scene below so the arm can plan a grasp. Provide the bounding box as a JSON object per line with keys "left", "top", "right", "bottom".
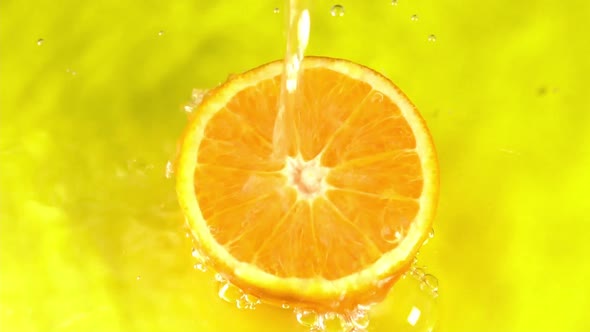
{"left": 176, "top": 56, "right": 439, "bottom": 311}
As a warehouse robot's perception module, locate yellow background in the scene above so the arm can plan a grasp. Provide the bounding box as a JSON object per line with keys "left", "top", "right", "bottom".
{"left": 2, "top": 0, "right": 590, "bottom": 331}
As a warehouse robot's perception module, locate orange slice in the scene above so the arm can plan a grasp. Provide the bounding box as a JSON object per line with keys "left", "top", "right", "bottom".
{"left": 176, "top": 56, "right": 439, "bottom": 311}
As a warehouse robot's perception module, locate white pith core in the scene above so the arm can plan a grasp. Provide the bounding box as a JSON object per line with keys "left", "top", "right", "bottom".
{"left": 284, "top": 155, "right": 329, "bottom": 200}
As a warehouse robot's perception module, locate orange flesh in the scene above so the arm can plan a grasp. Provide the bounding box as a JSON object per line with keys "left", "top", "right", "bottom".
{"left": 194, "top": 67, "right": 422, "bottom": 281}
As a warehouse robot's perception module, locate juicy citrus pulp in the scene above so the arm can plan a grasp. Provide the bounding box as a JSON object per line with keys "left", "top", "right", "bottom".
{"left": 176, "top": 56, "right": 439, "bottom": 310}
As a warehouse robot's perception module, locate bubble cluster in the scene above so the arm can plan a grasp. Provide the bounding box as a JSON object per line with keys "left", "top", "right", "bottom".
{"left": 294, "top": 306, "right": 373, "bottom": 332}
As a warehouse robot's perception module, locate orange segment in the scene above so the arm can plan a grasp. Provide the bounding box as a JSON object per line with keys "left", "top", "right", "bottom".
{"left": 294, "top": 68, "right": 373, "bottom": 160}
{"left": 176, "top": 56, "right": 439, "bottom": 311}
{"left": 198, "top": 108, "right": 282, "bottom": 171}
{"left": 194, "top": 165, "right": 287, "bottom": 219}
{"left": 327, "top": 150, "right": 423, "bottom": 199}
{"left": 326, "top": 190, "right": 419, "bottom": 252}
{"left": 225, "top": 76, "right": 282, "bottom": 142}
{"left": 321, "top": 92, "right": 416, "bottom": 167}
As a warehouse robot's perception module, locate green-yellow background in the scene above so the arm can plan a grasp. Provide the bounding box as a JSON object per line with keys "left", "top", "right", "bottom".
{"left": 2, "top": 0, "right": 590, "bottom": 331}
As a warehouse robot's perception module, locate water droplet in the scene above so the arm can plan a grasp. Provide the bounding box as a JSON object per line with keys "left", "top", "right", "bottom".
{"left": 391, "top": 0, "right": 399, "bottom": 5}
{"left": 217, "top": 281, "right": 243, "bottom": 305}
{"left": 378, "top": 268, "right": 439, "bottom": 331}
{"left": 381, "top": 225, "right": 404, "bottom": 244}
{"left": 36, "top": 38, "right": 44, "bottom": 46}
{"left": 165, "top": 160, "right": 174, "bottom": 179}
{"left": 191, "top": 247, "right": 201, "bottom": 259}
{"left": 428, "top": 34, "right": 437, "bottom": 42}
{"left": 422, "top": 228, "right": 435, "bottom": 246}
{"left": 273, "top": 7, "right": 280, "bottom": 14}
{"left": 411, "top": 14, "right": 419, "bottom": 21}
{"left": 330, "top": 4, "right": 345, "bottom": 17}
{"left": 295, "top": 308, "right": 320, "bottom": 327}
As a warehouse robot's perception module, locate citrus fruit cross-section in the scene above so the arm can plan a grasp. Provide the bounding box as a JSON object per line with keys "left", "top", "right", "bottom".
{"left": 176, "top": 56, "right": 439, "bottom": 311}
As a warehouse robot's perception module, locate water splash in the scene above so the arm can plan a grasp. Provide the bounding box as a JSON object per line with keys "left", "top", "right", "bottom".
{"left": 272, "top": 0, "right": 311, "bottom": 157}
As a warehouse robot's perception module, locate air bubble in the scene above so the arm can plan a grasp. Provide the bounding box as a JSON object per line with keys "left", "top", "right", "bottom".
{"left": 36, "top": 38, "right": 44, "bottom": 46}
{"left": 411, "top": 14, "right": 419, "bottom": 21}
{"left": 371, "top": 92, "right": 384, "bottom": 103}
{"left": 295, "top": 309, "right": 320, "bottom": 327}
{"left": 191, "top": 247, "right": 209, "bottom": 271}
{"left": 391, "top": 0, "right": 399, "bottom": 5}
{"left": 427, "top": 34, "right": 437, "bottom": 42}
{"left": 330, "top": 4, "right": 345, "bottom": 17}
{"left": 322, "top": 313, "right": 345, "bottom": 331}
{"left": 217, "top": 281, "right": 243, "bottom": 305}
{"left": 188, "top": 89, "right": 208, "bottom": 111}
{"left": 273, "top": 7, "right": 280, "bottom": 14}
{"left": 165, "top": 160, "right": 174, "bottom": 178}
{"left": 349, "top": 308, "right": 370, "bottom": 329}
{"left": 193, "top": 263, "right": 207, "bottom": 272}
{"left": 191, "top": 247, "right": 202, "bottom": 259}
{"left": 411, "top": 267, "right": 426, "bottom": 280}
{"left": 422, "top": 228, "right": 435, "bottom": 246}
{"left": 281, "top": 303, "right": 291, "bottom": 309}
{"left": 236, "top": 294, "right": 260, "bottom": 310}
{"left": 422, "top": 274, "right": 439, "bottom": 297}
{"left": 158, "top": 30, "right": 164, "bottom": 36}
